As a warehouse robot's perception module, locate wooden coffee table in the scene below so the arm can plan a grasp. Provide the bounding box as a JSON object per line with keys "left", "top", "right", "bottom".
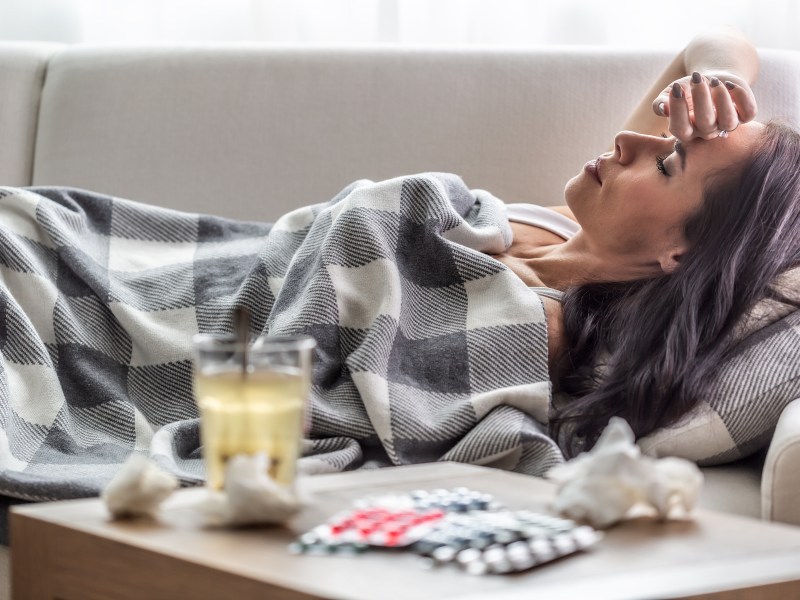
{"left": 10, "top": 462, "right": 800, "bottom": 600}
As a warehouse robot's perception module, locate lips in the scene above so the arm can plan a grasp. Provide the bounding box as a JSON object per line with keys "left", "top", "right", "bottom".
{"left": 584, "top": 158, "right": 602, "bottom": 185}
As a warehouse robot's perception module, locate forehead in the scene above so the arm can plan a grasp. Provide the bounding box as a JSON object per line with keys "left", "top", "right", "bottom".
{"left": 681, "top": 121, "right": 764, "bottom": 168}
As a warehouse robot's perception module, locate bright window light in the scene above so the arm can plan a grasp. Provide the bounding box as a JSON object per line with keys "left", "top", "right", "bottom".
{"left": 0, "top": 0, "right": 797, "bottom": 50}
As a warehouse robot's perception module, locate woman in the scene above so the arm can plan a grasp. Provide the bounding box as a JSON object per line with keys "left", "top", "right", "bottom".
{"left": 489, "top": 28, "right": 800, "bottom": 455}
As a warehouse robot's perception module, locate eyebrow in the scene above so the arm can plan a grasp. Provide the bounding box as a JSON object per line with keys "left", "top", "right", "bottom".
{"left": 674, "top": 140, "right": 687, "bottom": 171}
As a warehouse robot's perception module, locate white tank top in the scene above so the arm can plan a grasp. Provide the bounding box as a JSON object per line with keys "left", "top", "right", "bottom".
{"left": 505, "top": 203, "right": 580, "bottom": 240}
{"left": 504, "top": 203, "right": 579, "bottom": 301}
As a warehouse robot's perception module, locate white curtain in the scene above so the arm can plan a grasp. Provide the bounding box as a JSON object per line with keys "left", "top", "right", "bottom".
{"left": 0, "top": 0, "right": 798, "bottom": 50}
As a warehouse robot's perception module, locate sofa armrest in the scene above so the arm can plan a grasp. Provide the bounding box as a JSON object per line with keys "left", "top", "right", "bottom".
{"left": 762, "top": 398, "right": 800, "bottom": 525}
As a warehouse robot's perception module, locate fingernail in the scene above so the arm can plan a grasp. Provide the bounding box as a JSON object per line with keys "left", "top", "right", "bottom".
{"left": 671, "top": 82, "right": 684, "bottom": 98}
{"left": 710, "top": 77, "right": 721, "bottom": 87}
{"left": 691, "top": 71, "right": 702, "bottom": 84}
{"left": 657, "top": 102, "right": 665, "bottom": 116}
{"left": 724, "top": 80, "right": 736, "bottom": 90}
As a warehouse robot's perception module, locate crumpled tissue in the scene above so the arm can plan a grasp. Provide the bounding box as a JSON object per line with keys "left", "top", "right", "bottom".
{"left": 546, "top": 417, "right": 703, "bottom": 528}
{"left": 199, "top": 452, "right": 302, "bottom": 527}
{"left": 102, "top": 454, "right": 179, "bottom": 519}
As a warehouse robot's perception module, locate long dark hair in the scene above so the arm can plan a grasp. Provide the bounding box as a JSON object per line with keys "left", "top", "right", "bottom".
{"left": 551, "top": 120, "right": 800, "bottom": 457}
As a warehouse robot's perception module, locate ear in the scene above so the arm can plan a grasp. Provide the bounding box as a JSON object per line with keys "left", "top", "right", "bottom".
{"left": 658, "top": 245, "right": 687, "bottom": 274}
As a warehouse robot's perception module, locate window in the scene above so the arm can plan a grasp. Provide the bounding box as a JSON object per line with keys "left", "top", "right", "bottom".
{"left": 1, "top": 0, "right": 797, "bottom": 50}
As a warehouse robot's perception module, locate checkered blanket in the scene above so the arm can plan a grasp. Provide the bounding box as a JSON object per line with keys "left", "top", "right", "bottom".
{"left": 638, "top": 268, "right": 800, "bottom": 464}
{"left": 0, "top": 175, "right": 561, "bottom": 504}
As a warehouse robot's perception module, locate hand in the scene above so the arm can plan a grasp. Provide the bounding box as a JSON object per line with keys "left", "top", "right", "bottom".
{"left": 651, "top": 71, "right": 758, "bottom": 142}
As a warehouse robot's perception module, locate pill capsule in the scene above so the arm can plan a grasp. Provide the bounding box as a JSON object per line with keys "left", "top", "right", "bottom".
{"left": 552, "top": 534, "right": 577, "bottom": 555}
{"left": 483, "top": 546, "right": 506, "bottom": 563}
{"left": 300, "top": 532, "right": 321, "bottom": 545}
{"left": 486, "top": 554, "right": 513, "bottom": 574}
{"left": 573, "top": 526, "right": 603, "bottom": 549}
{"left": 432, "top": 545, "right": 458, "bottom": 563}
{"left": 528, "top": 538, "right": 556, "bottom": 562}
{"left": 508, "top": 552, "right": 536, "bottom": 571}
{"left": 456, "top": 547, "right": 482, "bottom": 565}
{"left": 464, "top": 559, "right": 490, "bottom": 576}
{"left": 506, "top": 541, "right": 531, "bottom": 556}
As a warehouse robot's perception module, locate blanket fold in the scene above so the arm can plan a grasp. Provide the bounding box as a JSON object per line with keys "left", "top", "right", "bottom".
{"left": 0, "top": 174, "right": 561, "bottom": 505}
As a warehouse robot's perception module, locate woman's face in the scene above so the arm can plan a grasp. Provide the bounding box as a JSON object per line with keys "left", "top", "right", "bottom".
{"left": 565, "top": 122, "right": 764, "bottom": 273}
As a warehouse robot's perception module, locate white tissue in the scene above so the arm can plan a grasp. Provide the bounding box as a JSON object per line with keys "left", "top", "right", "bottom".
{"left": 200, "top": 453, "right": 301, "bottom": 527}
{"left": 547, "top": 417, "right": 703, "bottom": 528}
{"left": 102, "top": 454, "right": 179, "bottom": 519}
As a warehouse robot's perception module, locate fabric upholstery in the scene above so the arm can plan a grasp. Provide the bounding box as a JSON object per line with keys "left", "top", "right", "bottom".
{"left": 29, "top": 47, "right": 682, "bottom": 220}
{"left": 696, "top": 451, "right": 764, "bottom": 519}
{"left": 763, "top": 399, "right": 800, "bottom": 524}
{"left": 0, "top": 43, "right": 60, "bottom": 187}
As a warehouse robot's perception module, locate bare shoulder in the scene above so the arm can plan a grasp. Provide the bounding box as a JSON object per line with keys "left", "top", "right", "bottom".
{"left": 546, "top": 205, "right": 577, "bottom": 222}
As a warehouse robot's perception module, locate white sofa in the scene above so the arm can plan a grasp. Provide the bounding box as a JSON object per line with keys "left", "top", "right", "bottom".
{"left": 2, "top": 41, "right": 800, "bottom": 596}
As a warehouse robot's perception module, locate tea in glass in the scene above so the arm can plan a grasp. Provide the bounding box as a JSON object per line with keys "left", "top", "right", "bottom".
{"left": 192, "top": 334, "right": 315, "bottom": 490}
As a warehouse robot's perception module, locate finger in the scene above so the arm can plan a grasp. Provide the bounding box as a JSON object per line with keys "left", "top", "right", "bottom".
{"left": 689, "top": 72, "right": 717, "bottom": 138}
{"left": 667, "top": 83, "right": 694, "bottom": 141}
{"left": 710, "top": 77, "right": 738, "bottom": 132}
{"left": 652, "top": 93, "right": 671, "bottom": 117}
{"left": 724, "top": 80, "right": 758, "bottom": 123}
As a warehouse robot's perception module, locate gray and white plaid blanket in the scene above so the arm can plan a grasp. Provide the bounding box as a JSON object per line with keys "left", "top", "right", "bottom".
{"left": 0, "top": 174, "right": 561, "bottom": 507}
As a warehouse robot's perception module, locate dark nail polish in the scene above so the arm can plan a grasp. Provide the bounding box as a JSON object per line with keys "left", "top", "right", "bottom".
{"left": 671, "top": 82, "right": 684, "bottom": 98}
{"left": 724, "top": 80, "right": 736, "bottom": 90}
{"left": 710, "top": 77, "right": 721, "bottom": 87}
{"left": 691, "top": 71, "right": 702, "bottom": 84}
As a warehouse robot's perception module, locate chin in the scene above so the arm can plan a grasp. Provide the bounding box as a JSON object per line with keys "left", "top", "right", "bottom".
{"left": 563, "top": 175, "right": 581, "bottom": 209}
{"left": 563, "top": 176, "right": 590, "bottom": 228}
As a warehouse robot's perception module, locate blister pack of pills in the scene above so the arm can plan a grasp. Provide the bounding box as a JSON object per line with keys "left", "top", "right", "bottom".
{"left": 411, "top": 509, "right": 602, "bottom": 575}
{"left": 288, "top": 487, "right": 602, "bottom": 575}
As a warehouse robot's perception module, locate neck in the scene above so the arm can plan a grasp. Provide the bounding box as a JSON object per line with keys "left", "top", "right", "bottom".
{"left": 526, "top": 232, "right": 661, "bottom": 290}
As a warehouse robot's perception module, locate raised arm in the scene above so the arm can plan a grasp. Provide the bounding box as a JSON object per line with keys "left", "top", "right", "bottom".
{"left": 619, "top": 28, "right": 759, "bottom": 142}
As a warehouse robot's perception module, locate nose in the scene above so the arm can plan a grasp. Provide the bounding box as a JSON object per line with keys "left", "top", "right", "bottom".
{"left": 613, "top": 130, "right": 658, "bottom": 166}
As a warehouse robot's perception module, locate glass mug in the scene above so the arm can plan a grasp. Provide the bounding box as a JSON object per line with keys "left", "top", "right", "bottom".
{"left": 192, "top": 334, "right": 316, "bottom": 491}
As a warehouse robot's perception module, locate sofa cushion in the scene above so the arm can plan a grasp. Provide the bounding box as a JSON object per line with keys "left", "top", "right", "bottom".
{"left": 697, "top": 452, "right": 764, "bottom": 519}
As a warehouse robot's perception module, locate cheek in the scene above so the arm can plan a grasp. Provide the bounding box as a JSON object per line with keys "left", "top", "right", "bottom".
{"left": 607, "top": 177, "right": 678, "bottom": 223}
{"left": 612, "top": 185, "right": 698, "bottom": 253}
{"left": 592, "top": 182, "right": 672, "bottom": 252}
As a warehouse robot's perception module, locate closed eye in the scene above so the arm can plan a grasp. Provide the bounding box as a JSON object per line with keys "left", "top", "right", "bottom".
{"left": 656, "top": 154, "right": 671, "bottom": 177}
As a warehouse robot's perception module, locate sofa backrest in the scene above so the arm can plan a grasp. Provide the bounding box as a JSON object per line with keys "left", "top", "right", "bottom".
{"left": 3, "top": 44, "right": 800, "bottom": 221}
{"left": 0, "top": 43, "right": 60, "bottom": 187}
